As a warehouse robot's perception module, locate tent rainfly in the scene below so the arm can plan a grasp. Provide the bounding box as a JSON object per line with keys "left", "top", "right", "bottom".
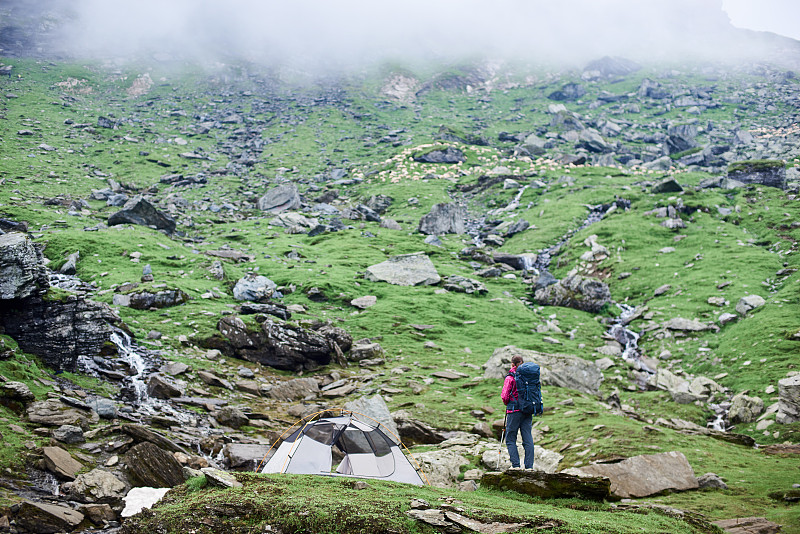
{"left": 258, "top": 411, "right": 426, "bottom": 485}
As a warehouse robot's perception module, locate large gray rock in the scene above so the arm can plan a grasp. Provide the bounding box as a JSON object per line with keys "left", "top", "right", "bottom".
{"left": 124, "top": 441, "right": 186, "bottom": 488}
{"left": 215, "top": 406, "right": 250, "bottom": 429}
{"left": 736, "top": 294, "right": 766, "bottom": 316}
{"left": 480, "top": 444, "right": 563, "bottom": 474}
{"left": 223, "top": 443, "right": 270, "bottom": 470}
{"left": 345, "top": 394, "right": 399, "bottom": 438}
{"left": 412, "top": 449, "right": 470, "bottom": 488}
{"left": 0, "top": 232, "right": 48, "bottom": 300}
{"left": 570, "top": 451, "right": 698, "bottom": 498}
{"left": 267, "top": 378, "right": 320, "bottom": 401}
{"left": 27, "top": 399, "right": 98, "bottom": 427}
{"left": 392, "top": 410, "right": 445, "bottom": 445}
{"left": 534, "top": 271, "right": 611, "bottom": 313}
{"left": 70, "top": 468, "right": 127, "bottom": 504}
{"left": 484, "top": 346, "right": 603, "bottom": 394}
{"left": 257, "top": 184, "right": 301, "bottom": 213}
{"left": 365, "top": 253, "right": 440, "bottom": 286}
{"left": 663, "top": 317, "right": 709, "bottom": 332}
{"left": 14, "top": 501, "right": 84, "bottom": 534}
{"left": 209, "top": 315, "right": 335, "bottom": 371}
{"left": 777, "top": 375, "right": 800, "bottom": 424}
{"left": 108, "top": 195, "right": 176, "bottom": 233}
{"left": 666, "top": 124, "right": 698, "bottom": 154}
{"left": 126, "top": 289, "right": 189, "bottom": 310}
{"left": 727, "top": 160, "right": 786, "bottom": 189}
{"left": 233, "top": 274, "right": 277, "bottom": 302}
{"left": 481, "top": 469, "right": 611, "bottom": 501}
{"left": 1, "top": 294, "right": 119, "bottom": 371}
{"left": 728, "top": 393, "right": 764, "bottom": 424}
{"left": 42, "top": 446, "right": 83, "bottom": 480}
{"left": 577, "top": 128, "right": 610, "bottom": 153}
{"left": 442, "top": 275, "right": 487, "bottom": 295}
{"left": 418, "top": 203, "right": 466, "bottom": 235}
{"left": 413, "top": 147, "right": 465, "bottom": 164}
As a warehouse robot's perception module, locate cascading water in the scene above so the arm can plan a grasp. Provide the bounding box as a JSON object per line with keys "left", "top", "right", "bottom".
{"left": 110, "top": 331, "right": 148, "bottom": 403}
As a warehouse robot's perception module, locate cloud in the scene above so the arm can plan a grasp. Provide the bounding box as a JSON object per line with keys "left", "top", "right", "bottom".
{"left": 51, "top": 0, "right": 792, "bottom": 68}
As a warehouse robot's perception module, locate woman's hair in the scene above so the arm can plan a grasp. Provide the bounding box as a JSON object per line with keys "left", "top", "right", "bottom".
{"left": 511, "top": 355, "right": 524, "bottom": 367}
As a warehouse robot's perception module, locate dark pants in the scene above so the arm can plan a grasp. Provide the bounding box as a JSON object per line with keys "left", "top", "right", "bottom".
{"left": 505, "top": 411, "right": 534, "bottom": 469}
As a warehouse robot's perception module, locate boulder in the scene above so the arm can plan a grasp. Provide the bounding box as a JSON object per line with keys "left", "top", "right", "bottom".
{"left": 728, "top": 393, "right": 764, "bottom": 424}
{"left": 27, "top": 400, "right": 98, "bottom": 428}
{"left": 270, "top": 212, "right": 318, "bottom": 230}
{"left": 1, "top": 294, "right": 118, "bottom": 372}
{"left": 223, "top": 443, "right": 270, "bottom": 470}
{"left": 666, "top": 123, "right": 698, "bottom": 154}
{"left": 776, "top": 375, "right": 800, "bottom": 424}
{"left": 0, "top": 380, "right": 35, "bottom": 411}
{"left": 267, "top": 378, "right": 319, "bottom": 401}
{"left": 442, "top": 275, "right": 487, "bottom": 295}
{"left": 233, "top": 274, "right": 277, "bottom": 302}
{"left": 147, "top": 375, "right": 183, "bottom": 400}
{"left": 239, "top": 301, "right": 290, "bottom": 320}
{"left": 70, "top": 468, "right": 127, "bottom": 505}
{"left": 125, "top": 441, "right": 186, "bottom": 488}
{"left": 350, "top": 295, "right": 377, "bottom": 309}
{"left": 534, "top": 271, "right": 611, "bottom": 313}
{"left": 349, "top": 343, "right": 384, "bottom": 362}
{"left": 209, "top": 315, "right": 334, "bottom": 371}
{"left": 412, "top": 449, "right": 470, "bottom": 488}
{"left": 484, "top": 346, "right": 603, "bottom": 394}
{"left": 345, "top": 394, "right": 399, "bottom": 438}
{"left": 201, "top": 467, "right": 242, "bottom": 488}
{"left": 648, "top": 368, "right": 690, "bottom": 395}
{"left": 121, "top": 424, "right": 186, "bottom": 454}
{"left": 570, "top": 451, "right": 698, "bottom": 498}
{"left": 418, "top": 203, "right": 466, "bottom": 235}
{"left": 79, "top": 503, "right": 117, "bottom": 524}
{"left": 522, "top": 134, "right": 547, "bottom": 155}
{"left": 257, "top": 184, "right": 301, "bottom": 213}
{"left": 127, "top": 289, "right": 189, "bottom": 310}
{"left": 481, "top": 469, "right": 611, "bottom": 501}
{"left": 577, "top": 128, "right": 610, "bottom": 153}
{"left": 215, "top": 406, "right": 250, "bottom": 429}
{"left": 0, "top": 232, "right": 48, "bottom": 300}
{"left": 197, "top": 370, "right": 233, "bottom": 390}
{"left": 413, "top": 147, "right": 465, "bottom": 164}
{"left": 651, "top": 178, "right": 683, "bottom": 194}
{"left": 727, "top": 160, "right": 786, "bottom": 190}
{"left": 14, "top": 501, "right": 84, "bottom": 534}
{"left": 42, "top": 446, "right": 83, "bottom": 480}
{"left": 663, "top": 317, "right": 709, "bottom": 332}
{"left": 108, "top": 196, "right": 176, "bottom": 233}
{"left": 712, "top": 517, "right": 782, "bottom": 534}
{"left": 736, "top": 295, "right": 766, "bottom": 316}
{"left": 481, "top": 444, "right": 563, "bottom": 474}
{"left": 697, "top": 472, "right": 728, "bottom": 490}
{"left": 365, "top": 253, "right": 440, "bottom": 286}
{"left": 392, "top": 410, "right": 445, "bottom": 445}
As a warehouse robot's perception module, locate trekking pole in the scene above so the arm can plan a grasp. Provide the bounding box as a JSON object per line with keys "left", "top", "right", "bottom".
{"left": 499, "top": 412, "right": 507, "bottom": 470}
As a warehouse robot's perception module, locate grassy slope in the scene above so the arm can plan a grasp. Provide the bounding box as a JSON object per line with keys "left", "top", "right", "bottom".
{"left": 1, "top": 57, "right": 799, "bottom": 530}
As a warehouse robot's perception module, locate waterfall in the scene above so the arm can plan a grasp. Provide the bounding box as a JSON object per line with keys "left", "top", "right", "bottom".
{"left": 109, "top": 331, "right": 148, "bottom": 403}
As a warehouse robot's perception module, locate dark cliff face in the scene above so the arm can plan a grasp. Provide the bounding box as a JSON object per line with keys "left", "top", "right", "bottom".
{"left": 0, "top": 0, "right": 72, "bottom": 58}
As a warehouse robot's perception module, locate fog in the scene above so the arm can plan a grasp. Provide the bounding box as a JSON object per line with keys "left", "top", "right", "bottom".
{"left": 22, "top": 0, "right": 800, "bottom": 68}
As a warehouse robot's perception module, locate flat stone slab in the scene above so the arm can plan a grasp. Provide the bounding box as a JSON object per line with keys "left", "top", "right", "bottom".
{"left": 42, "top": 446, "right": 83, "bottom": 480}
{"left": 571, "top": 451, "right": 698, "bottom": 498}
{"left": 712, "top": 516, "right": 782, "bottom": 534}
{"left": 431, "top": 371, "right": 469, "bottom": 380}
{"left": 201, "top": 467, "right": 242, "bottom": 488}
{"left": 481, "top": 469, "right": 611, "bottom": 501}
{"left": 365, "top": 253, "right": 440, "bottom": 286}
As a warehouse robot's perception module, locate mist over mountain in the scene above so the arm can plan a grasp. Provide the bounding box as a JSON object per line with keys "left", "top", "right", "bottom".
{"left": 2, "top": 0, "right": 800, "bottom": 69}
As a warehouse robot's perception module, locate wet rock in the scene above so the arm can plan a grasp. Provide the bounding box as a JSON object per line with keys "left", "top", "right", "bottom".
{"left": 0, "top": 232, "right": 48, "bottom": 300}
{"left": 14, "top": 501, "right": 84, "bottom": 534}
{"left": 418, "top": 203, "right": 466, "bottom": 235}
{"left": 493, "top": 252, "right": 537, "bottom": 271}
{"left": 42, "top": 446, "right": 83, "bottom": 480}
{"left": 80, "top": 503, "right": 117, "bottom": 524}
{"left": 267, "top": 378, "right": 319, "bottom": 401}
{"left": 365, "top": 252, "right": 441, "bottom": 286}
{"left": 257, "top": 184, "right": 301, "bottom": 213}
{"left": 1, "top": 293, "right": 118, "bottom": 371}
{"left": 233, "top": 274, "right": 277, "bottom": 302}
{"left": 215, "top": 406, "right": 250, "bottom": 429}
{"left": 108, "top": 195, "right": 176, "bottom": 233}
{"left": 147, "top": 375, "right": 183, "bottom": 399}
{"left": 127, "top": 289, "right": 189, "bottom": 310}
{"left": 413, "top": 147, "right": 465, "bottom": 164}
{"left": 736, "top": 295, "right": 766, "bottom": 316}
{"left": 239, "top": 301, "right": 291, "bottom": 320}
{"left": 125, "top": 441, "right": 186, "bottom": 488}
{"left": 223, "top": 443, "right": 270, "bottom": 470}
{"left": 776, "top": 375, "right": 800, "bottom": 424}
{"left": 481, "top": 469, "right": 611, "bottom": 501}
{"left": 70, "top": 468, "right": 127, "bottom": 505}
{"left": 569, "top": 451, "right": 698, "bottom": 498}
{"left": 53, "top": 425, "right": 85, "bottom": 445}
{"left": 484, "top": 346, "right": 603, "bottom": 394}
{"left": 728, "top": 393, "right": 764, "bottom": 424}
{"left": 534, "top": 271, "right": 611, "bottom": 313}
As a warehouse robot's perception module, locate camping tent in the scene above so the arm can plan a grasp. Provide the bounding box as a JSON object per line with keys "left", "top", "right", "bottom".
{"left": 259, "top": 411, "right": 426, "bottom": 485}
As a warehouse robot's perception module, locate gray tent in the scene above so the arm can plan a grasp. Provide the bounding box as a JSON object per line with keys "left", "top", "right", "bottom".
{"left": 259, "top": 411, "right": 426, "bottom": 485}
